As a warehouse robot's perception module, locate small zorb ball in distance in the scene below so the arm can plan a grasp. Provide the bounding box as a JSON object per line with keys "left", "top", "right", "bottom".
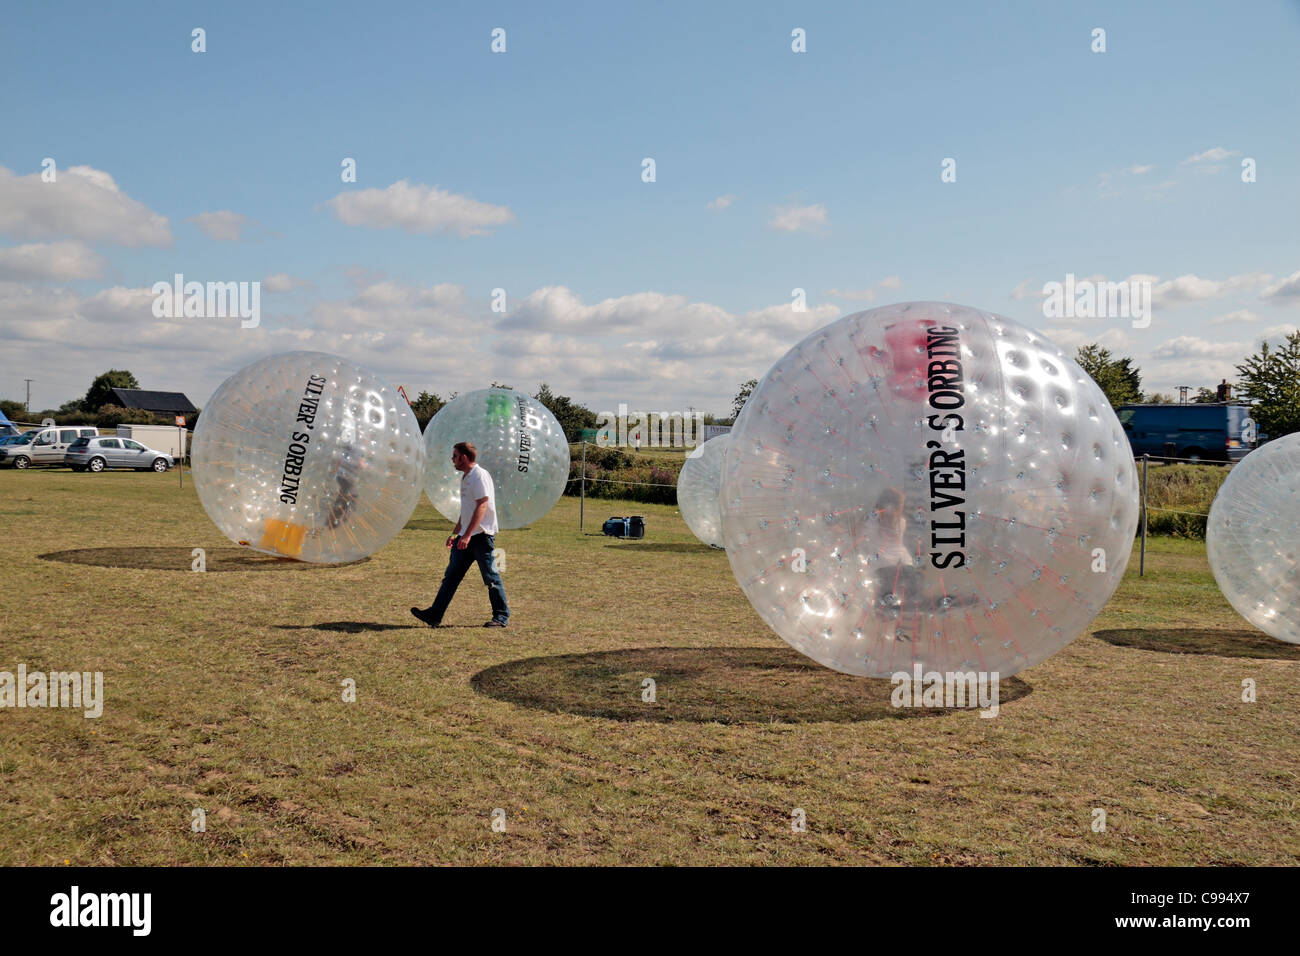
{"left": 423, "top": 388, "right": 570, "bottom": 529}
{"left": 720, "top": 301, "right": 1140, "bottom": 679}
{"left": 1207, "top": 433, "right": 1300, "bottom": 644}
{"left": 192, "top": 351, "right": 426, "bottom": 564}
{"left": 677, "top": 434, "right": 729, "bottom": 548}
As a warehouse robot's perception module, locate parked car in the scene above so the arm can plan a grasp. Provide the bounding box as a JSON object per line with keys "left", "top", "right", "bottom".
{"left": 0, "top": 426, "right": 99, "bottom": 469}
{"left": 65, "top": 436, "right": 174, "bottom": 473}
{"left": 1117, "top": 403, "right": 1255, "bottom": 463}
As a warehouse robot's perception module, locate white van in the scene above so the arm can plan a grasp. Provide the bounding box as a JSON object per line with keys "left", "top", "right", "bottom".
{"left": 0, "top": 425, "right": 99, "bottom": 468}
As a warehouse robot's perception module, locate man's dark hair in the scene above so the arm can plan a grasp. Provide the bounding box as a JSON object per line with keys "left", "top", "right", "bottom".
{"left": 454, "top": 441, "right": 477, "bottom": 463}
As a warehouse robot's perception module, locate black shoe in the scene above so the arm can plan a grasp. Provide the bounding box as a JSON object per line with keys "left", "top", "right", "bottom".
{"left": 484, "top": 619, "right": 507, "bottom": 628}
{"left": 410, "top": 607, "right": 441, "bottom": 627}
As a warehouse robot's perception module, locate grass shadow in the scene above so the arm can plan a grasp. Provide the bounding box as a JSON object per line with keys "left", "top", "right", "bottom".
{"left": 602, "top": 542, "right": 718, "bottom": 553}
{"left": 402, "top": 519, "right": 451, "bottom": 532}
{"left": 1094, "top": 627, "right": 1300, "bottom": 660}
{"left": 38, "top": 547, "right": 368, "bottom": 572}
{"left": 471, "top": 646, "right": 1029, "bottom": 724}
{"left": 273, "top": 621, "right": 422, "bottom": 633}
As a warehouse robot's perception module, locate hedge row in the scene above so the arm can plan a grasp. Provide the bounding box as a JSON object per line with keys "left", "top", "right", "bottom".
{"left": 557, "top": 453, "right": 1231, "bottom": 537}
{"left": 1140, "top": 463, "right": 1230, "bottom": 538}
{"left": 563, "top": 445, "right": 679, "bottom": 505}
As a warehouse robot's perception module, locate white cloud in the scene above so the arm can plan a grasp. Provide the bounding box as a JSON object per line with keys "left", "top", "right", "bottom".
{"left": 1149, "top": 336, "right": 1246, "bottom": 360}
{"left": 1209, "top": 309, "right": 1259, "bottom": 326}
{"left": 324, "top": 181, "right": 514, "bottom": 237}
{"left": 1129, "top": 164, "right": 1153, "bottom": 175}
{"left": 769, "top": 203, "right": 828, "bottom": 234}
{"left": 189, "top": 210, "right": 252, "bottom": 241}
{"left": 707, "top": 194, "right": 736, "bottom": 210}
{"left": 0, "top": 165, "right": 171, "bottom": 246}
{"left": 1260, "top": 270, "right": 1300, "bottom": 304}
{"left": 261, "top": 273, "right": 312, "bottom": 293}
{"left": 1150, "top": 272, "right": 1270, "bottom": 308}
{"left": 0, "top": 241, "right": 105, "bottom": 280}
{"left": 1257, "top": 324, "right": 1300, "bottom": 343}
{"left": 1180, "top": 147, "right": 1239, "bottom": 166}
{"left": 1010, "top": 279, "right": 1037, "bottom": 300}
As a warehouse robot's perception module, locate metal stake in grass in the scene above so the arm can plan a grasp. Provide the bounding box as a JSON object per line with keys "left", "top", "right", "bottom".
{"left": 1140, "top": 454, "right": 1149, "bottom": 577}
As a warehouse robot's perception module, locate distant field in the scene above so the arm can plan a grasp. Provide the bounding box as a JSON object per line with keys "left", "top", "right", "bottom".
{"left": 1, "top": 468, "right": 1297, "bottom": 865}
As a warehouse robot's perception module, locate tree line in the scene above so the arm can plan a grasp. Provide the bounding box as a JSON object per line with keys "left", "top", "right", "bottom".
{"left": 0, "top": 370, "right": 169, "bottom": 428}
{"left": 723, "top": 330, "right": 1300, "bottom": 441}
{"left": 1075, "top": 332, "right": 1300, "bottom": 438}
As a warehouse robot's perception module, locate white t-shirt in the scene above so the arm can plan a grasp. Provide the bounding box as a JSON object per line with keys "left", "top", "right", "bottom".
{"left": 459, "top": 464, "right": 499, "bottom": 536}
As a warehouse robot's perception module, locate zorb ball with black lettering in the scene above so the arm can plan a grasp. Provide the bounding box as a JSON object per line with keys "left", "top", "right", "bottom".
{"left": 720, "top": 301, "right": 1139, "bottom": 679}
{"left": 1207, "top": 434, "right": 1300, "bottom": 644}
{"left": 191, "top": 351, "right": 426, "bottom": 564}
{"left": 678, "top": 434, "right": 729, "bottom": 548}
{"left": 423, "top": 388, "right": 570, "bottom": 529}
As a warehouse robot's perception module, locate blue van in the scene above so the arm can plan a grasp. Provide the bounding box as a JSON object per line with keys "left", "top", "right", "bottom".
{"left": 1117, "top": 403, "right": 1255, "bottom": 462}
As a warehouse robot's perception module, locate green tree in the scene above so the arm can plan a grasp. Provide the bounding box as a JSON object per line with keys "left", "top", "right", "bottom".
{"left": 0, "top": 399, "right": 26, "bottom": 421}
{"left": 408, "top": 391, "right": 446, "bottom": 430}
{"left": 94, "top": 404, "right": 165, "bottom": 428}
{"left": 489, "top": 381, "right": 513, "bottom": 390}
{"left": 534, "top": 382, "right": 597, "bottom": 441}
{"left": 1192, "top": 387, "right": 1219, "bottom": 403}
{"left": 1143, "top": 392, "right": 1175, "bottom": 404}
{"left": 1075, "top": 345, "right": 1142, "bottom": 408}
{"left": 1235, "top": 331, "right": 1300, "bottom": 439}
{"left": 82, "top": 369, "right": 141, "bottom": 413}
{"left": 730, "top": 379, "right": 758, "bottom": 422}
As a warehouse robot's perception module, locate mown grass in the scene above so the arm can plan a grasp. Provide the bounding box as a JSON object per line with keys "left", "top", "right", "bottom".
{"left": 0, "top": 468, "right": 1297, "bottom": 866}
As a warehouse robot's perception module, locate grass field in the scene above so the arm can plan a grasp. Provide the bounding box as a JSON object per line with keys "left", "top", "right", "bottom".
{"left": 1, "top": 468, "right": 1298, "bottom": 866}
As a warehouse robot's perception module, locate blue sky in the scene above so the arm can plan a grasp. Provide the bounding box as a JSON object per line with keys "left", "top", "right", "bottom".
{"left": 1, "top": 0, "right": 1298, "bottom": 414}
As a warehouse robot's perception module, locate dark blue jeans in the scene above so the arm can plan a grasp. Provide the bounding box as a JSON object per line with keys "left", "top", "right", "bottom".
{"left": 427, "top": 533, "right": 508, "bottom": 624}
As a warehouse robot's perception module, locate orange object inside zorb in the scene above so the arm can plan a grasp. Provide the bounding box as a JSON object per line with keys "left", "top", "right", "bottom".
{"left": 259, "top": 518, "right": 307, "bottom": 558}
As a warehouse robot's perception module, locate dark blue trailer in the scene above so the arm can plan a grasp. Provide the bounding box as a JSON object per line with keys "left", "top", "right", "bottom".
{"left": 1117, "top": 403, "right": 1255, "bottom": 462}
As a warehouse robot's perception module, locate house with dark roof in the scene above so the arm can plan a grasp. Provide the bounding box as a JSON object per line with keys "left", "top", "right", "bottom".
{"left": 110, "top": 388, "right": 198, "bottom": 417}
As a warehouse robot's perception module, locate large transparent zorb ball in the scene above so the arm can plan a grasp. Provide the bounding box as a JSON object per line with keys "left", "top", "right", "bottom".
{"left": 678, "top": 434, "right": 729, "bottom": 548}
{"left": 423, "top": 388, "right": 570, "bottom": 529}
{"left": 720, "top": 302, "right": 1139, "bottom": 678}
{"left": 1207, "top": 434, "right": 1300, "bottom": 644}
{"left": 192, "top": 351, "right": 426, "bottom": 564}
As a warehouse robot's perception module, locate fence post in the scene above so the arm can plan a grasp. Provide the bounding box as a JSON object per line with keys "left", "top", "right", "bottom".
{"left": 1139, "top": 454, "right": 1149, "bottom": 577}
{"left": 579, "top": 440, "right": 586, "bottom": 532}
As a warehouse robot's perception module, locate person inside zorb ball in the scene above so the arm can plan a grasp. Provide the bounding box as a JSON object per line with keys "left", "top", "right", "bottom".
{"left": 191, "top": 351, "right": 426, "bottom": 564}
{"left": 720, "top": 301, "right": 1140, "bottom": 679}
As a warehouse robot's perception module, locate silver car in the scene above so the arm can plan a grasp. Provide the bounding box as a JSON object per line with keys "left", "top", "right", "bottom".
{"left": 66, "top": 436, "right": 175, "bottom": 473}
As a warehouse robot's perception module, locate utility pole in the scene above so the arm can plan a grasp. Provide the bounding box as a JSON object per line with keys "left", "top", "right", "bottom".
{"left": 24, "top": 379, "right": 32, "bottom": 414}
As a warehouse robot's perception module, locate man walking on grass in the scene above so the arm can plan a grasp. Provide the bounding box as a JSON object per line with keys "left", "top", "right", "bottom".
{"left": 411, "top": 441, "right": 510, "bottom": 628}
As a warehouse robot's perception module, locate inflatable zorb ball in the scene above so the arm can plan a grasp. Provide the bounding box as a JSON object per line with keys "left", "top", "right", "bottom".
{"left": 720, "top": 302, "right": 1139, "bottom": 679}
{"left": 423, "top": 388, "right": 570, "bottom": 529}
{"left": 678, "top": 434, "right": 729, "bottom": 548}
{"left": 1207, "top": 434, "right": 1300, "bottom": 644}
{"left": 192, "top": 351, "right": 426, "bottom": 564}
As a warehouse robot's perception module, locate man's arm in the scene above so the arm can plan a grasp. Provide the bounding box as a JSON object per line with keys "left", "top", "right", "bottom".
{"left": 463, "top": 497, "right": 489, "bottom": 537}
{"left": 456, "top": 497, "right": 489, "bottom": 549}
